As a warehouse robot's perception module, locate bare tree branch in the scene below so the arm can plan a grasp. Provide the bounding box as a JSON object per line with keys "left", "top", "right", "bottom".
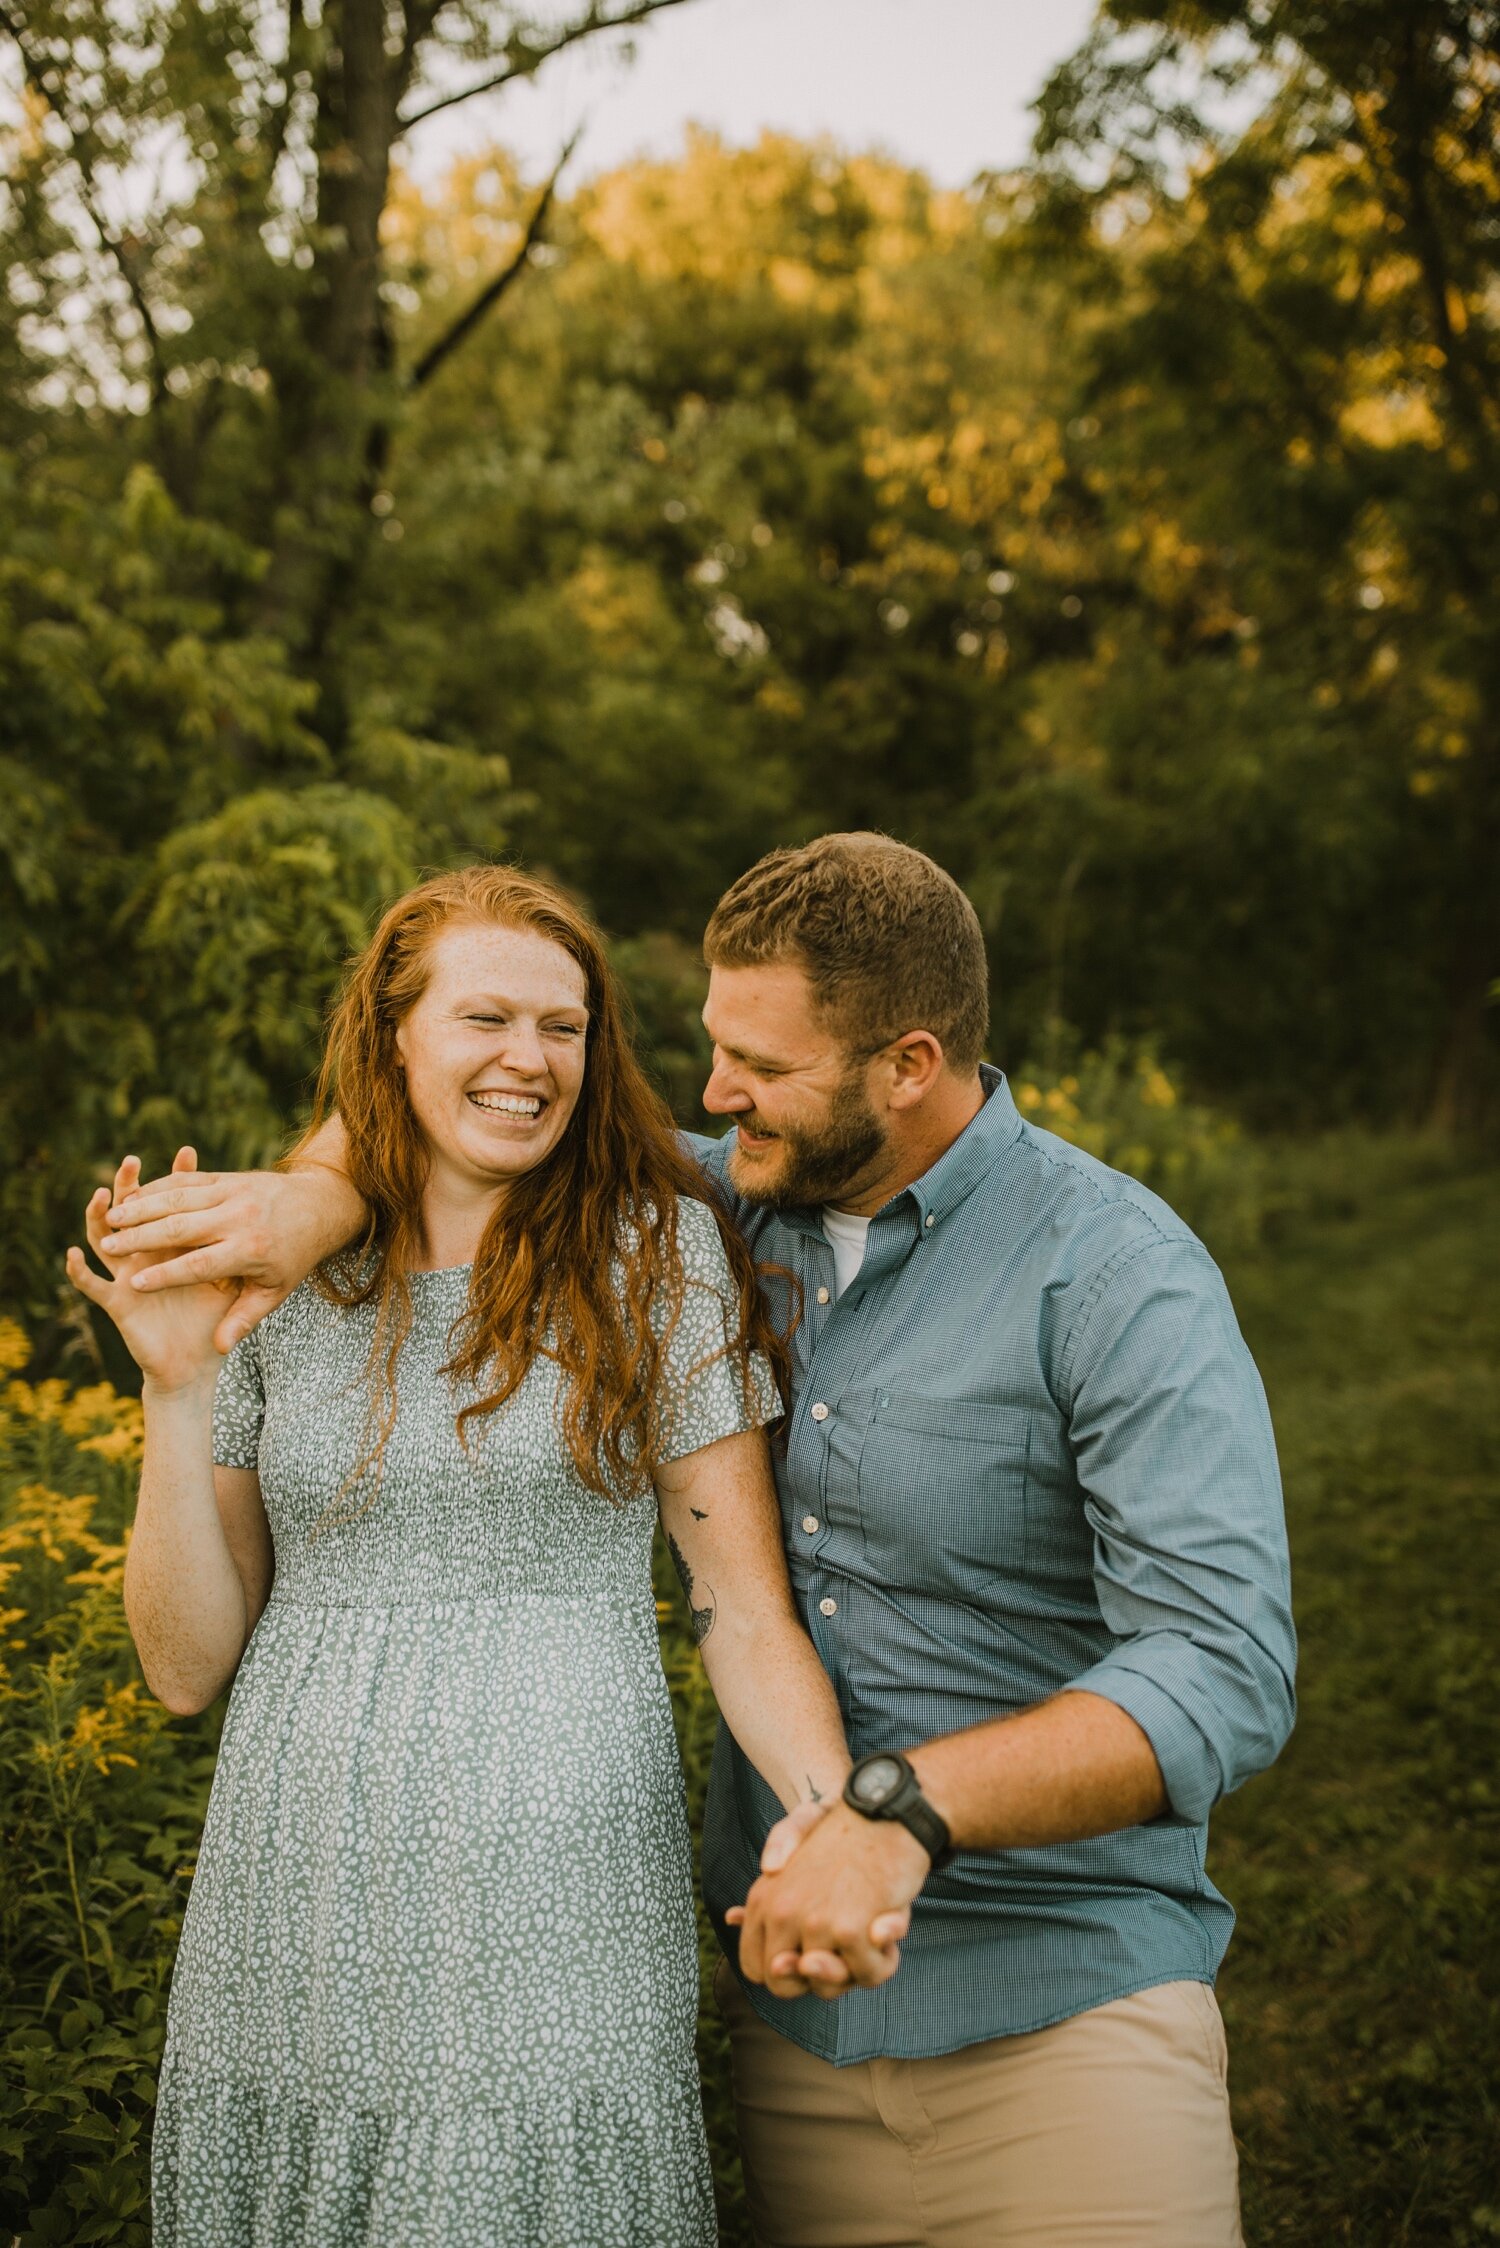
{"left": 399, "top": 0, "right": 446, "bottom": 87}
{"left": 399, "top": 0, "right": 697, "bottom": 131}
{"left": 0, "top": 2, "right": 170, "bottom": 409}
{"left": 407, "top": 128, "right": 580, "bottom": 392}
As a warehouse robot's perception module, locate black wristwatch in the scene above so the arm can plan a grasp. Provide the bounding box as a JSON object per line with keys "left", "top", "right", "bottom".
{"left": 843, "top": 1750, "right": 954, "bottom": 1871}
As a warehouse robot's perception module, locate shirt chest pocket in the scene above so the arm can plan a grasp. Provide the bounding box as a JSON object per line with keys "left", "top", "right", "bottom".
{"left": 857, "top": 1390, "right": 1031, "bottom": 1594}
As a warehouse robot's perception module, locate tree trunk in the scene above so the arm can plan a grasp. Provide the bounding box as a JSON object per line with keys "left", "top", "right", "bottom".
{"left": 255, "top": 0, "right": 408, "bottom": 668}
{"left": 1426, "top": 961, "right": 1498, "bottom": 1132}
{"left": 244, "top": 2, "right": 690, "bottom": 708}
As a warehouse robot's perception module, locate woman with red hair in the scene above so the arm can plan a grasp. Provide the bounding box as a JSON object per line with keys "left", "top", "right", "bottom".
{"left": 68, "top": 866, "right": 853, "bottom": 2247}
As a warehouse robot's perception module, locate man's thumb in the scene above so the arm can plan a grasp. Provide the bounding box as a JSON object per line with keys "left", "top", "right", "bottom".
{"left": 215, "top": 1284, "right": 281, "bottom": 1354}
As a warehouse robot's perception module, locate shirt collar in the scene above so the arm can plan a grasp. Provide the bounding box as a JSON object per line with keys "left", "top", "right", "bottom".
{"left": 899, "top": 1064, "right": 1022, "bottom": 1231}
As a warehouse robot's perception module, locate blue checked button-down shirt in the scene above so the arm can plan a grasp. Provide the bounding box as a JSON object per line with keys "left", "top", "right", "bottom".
{"left": 691, "top": 1067, "right": 1296, "bottom": 2065}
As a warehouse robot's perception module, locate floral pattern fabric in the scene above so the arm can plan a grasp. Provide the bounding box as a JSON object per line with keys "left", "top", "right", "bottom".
{"left": 152, "top": 1199, "right": 777, "bottom": 2248}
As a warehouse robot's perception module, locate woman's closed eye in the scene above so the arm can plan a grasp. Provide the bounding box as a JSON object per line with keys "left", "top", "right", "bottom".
{"left": 465, "top": 1014, "right": 582, "bottom": 1036}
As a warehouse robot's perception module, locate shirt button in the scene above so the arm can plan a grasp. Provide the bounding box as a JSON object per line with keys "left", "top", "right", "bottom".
{"left": 816, "top": 1286, "right": 830, "bottom": 1305}
{"left": 925, "top": 1213, "right": 935, "bottom": 1229}
{"left": 802, "top": 1515, "right": 819, "bottom": 1534}
{"left": 819, "top": 1597, "right": 838, "bottom": 1617}
{"left": 810, "top": 1401, "right": 830, "bottom": 1422}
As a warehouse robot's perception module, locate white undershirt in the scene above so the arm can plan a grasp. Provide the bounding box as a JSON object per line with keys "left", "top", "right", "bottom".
{"left": 820, "top": 1205, "right": 872, "bottom": 1299}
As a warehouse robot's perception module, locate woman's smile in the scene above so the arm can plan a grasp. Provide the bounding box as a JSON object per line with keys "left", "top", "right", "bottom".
{"left": 467, "top": 1089, "right": 546, "bottom": 1121}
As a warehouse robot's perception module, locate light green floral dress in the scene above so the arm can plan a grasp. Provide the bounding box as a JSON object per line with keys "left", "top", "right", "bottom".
{"left": 151, "top": 1200, "right": 776, "bottom": 2248}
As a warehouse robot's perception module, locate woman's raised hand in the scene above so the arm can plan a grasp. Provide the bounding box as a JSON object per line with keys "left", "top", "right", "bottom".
{"left": 66, "top": 1149, "right": 240, "bottom": 1393}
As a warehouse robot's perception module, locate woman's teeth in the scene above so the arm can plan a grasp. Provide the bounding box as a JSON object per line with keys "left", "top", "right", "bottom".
{"left": 468, "top": 1092, "right": 542, "bottom": 1118}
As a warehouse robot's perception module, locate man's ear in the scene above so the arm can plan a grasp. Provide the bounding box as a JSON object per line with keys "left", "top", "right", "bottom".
{"left": 884, "top": 1032, "right": 946, "bottom": 1110}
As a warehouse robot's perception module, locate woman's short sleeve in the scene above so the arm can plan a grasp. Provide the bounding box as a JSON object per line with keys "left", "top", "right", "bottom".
{"left": 212, "top": 1331, "right": 266, "bottom": 1471}
{"left": 657, "top": 1200, "right": 782, "bottom": 1464}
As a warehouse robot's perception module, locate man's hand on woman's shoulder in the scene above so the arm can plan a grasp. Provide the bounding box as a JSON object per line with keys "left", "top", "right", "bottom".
{"left": 101, "top": 1150, "right": 366, "bottom": 1351}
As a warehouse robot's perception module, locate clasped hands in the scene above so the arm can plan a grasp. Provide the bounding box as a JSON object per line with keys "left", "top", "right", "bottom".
{"left": 726, "top": 1796, "right": 931, "bottom": 2002}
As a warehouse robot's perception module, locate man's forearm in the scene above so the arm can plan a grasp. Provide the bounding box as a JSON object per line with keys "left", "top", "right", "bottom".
{"left": 909, "top": 1689, "right": 1167, "bottom": 1852}
{"left": 100, "top": 1114, "right": 372, "bottom": 1349}
{"left": 278, "top": 1112, "right": 369, "bottom": 1251}
{"left": 282, "top": 1113, "right": 358, "bottom": 1194}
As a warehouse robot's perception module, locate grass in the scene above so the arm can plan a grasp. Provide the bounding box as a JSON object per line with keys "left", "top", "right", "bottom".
{"left": 1212, "top": 1139, "right": 1500, "bottom": 2246}
{"left": 660, "top": 1136, "right": 1500, "bottom": 2247}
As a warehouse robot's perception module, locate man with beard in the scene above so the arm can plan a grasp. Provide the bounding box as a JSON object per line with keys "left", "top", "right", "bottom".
{"left": 99, "top": 833, "right": 1295, "bottom": 2247}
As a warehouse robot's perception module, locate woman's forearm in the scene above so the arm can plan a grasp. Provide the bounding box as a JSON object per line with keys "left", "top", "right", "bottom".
{"left": 657, "top": 1432, "right": 849, "bottom": 1812}
{"left": 125, "top": 1378, "right": 250, "bottom": 1716}
{"left": 699, "top": 1600, "right": 850, "bottom": 1812}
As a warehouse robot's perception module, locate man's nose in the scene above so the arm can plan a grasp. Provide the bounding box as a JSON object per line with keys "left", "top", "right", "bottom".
{"left": 702, "top": 1054, "right": 751, "bottom": 1114}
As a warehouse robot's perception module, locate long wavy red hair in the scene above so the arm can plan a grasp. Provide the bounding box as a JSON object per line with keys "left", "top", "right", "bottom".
{"left": 288, "top": 865, "right": 785, "bottom": 1528}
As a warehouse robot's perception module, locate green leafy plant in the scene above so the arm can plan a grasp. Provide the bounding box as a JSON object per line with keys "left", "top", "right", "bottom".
{"left": 1011, "top": 1037, "right": 1265, "bottom": 1252}
{"left": 0, "top": 1324, "right": 220, "bottom": 2246}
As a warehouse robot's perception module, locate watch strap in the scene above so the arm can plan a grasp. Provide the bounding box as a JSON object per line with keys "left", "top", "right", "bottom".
{"left": 843, "top": 1751, "right": 955, "bottom": 1871}
{"left": 888, "top": 1786, "right": 953, "bottom": 1871}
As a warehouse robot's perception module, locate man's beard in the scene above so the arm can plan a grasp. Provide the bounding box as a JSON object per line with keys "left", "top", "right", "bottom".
{"left": 726, "top": 1069, "right": 887, "bottom": 1210}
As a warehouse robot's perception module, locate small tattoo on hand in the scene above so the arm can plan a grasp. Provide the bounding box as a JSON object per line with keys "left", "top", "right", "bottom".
{"left": 807, "top": 1777, "right": 823, "bottom": 1802}
{"left": 690, "top": 1507, "right": 708, "bottom": 1521}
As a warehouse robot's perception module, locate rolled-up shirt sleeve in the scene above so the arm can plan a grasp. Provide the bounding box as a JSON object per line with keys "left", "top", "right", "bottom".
{"left": 1060, "top": 1235, "right": 1297, "bottom": 1826}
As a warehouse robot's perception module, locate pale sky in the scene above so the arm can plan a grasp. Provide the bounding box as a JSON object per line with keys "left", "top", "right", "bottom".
{"left": 404, "top": 0, "right": 1101, "bottom": 189}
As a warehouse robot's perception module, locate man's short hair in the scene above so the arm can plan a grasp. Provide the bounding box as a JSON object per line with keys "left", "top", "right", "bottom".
{"left": 703, "top": 832, "right": 989, "bottom": 1073}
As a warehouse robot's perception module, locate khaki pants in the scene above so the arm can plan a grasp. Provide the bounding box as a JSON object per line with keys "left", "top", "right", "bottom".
{"left": 714, "top": 1956, "right": 1244, "bottom": 2248}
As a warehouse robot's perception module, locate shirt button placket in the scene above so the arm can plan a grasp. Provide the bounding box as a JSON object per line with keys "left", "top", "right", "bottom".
{"left": 809, "top": 1400, "right": 833, "bottom": 1540}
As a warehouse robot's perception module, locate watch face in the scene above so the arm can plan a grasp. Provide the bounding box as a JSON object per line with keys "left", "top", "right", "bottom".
{"left": 852, "top": 1755, "right": 904, "bottom": 1809}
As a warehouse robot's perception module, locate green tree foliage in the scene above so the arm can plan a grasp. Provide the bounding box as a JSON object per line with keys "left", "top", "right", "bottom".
{"left": 0, "top": 452, "right": 516, "bottom": 1320}
{"left": 0, "top": 461, "right": 319, "bottom": 1311}
{"left": 0, "top": 1, "right": 1495, "bottom": 1336}
{"left": 0, "top": 0, "right": 693, "bottom": 662}
{"left": 0, "top": 2, "right": 673, "bottom": 1325}
{"left": 1020, "top": 0, "right": 1500, "bottom": 1123}
{"left": 137, "top": 784, "right": 419, "bottom": 1163}
{"left": 377, "top": 86, "right": 1496, "bottom": 1127}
